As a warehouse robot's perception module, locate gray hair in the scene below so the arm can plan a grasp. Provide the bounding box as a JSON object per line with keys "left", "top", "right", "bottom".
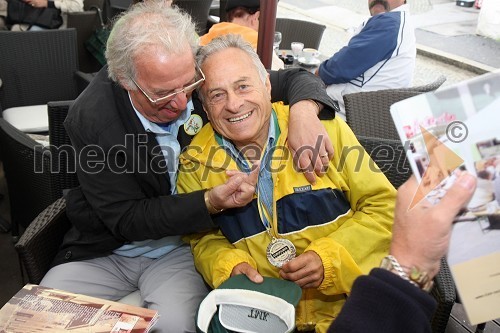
{"left": 196, "top": 34, "right": 268, "bottom": 102}
{"left": 106, "top": 1, "right": 199, "bottom": 89}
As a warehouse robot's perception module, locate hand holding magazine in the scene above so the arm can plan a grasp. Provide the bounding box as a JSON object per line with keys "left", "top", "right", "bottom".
{"left": 390, "top": 71, "right": 500, "bottom": 325}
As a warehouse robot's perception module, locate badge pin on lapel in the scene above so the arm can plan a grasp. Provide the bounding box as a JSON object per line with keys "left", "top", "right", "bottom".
{"left": 184, "top": 114, "right": 203, "bottom": 136}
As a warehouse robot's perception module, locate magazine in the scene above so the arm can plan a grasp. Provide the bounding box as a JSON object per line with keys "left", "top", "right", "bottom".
{"left": 0, "top": 284, "right": 158, "bottom": 332}
{"left": 390, "top": 71, "right": 500, "bottom": 325}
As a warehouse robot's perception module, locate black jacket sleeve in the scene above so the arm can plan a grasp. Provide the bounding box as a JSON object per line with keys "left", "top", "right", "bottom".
{"left": 268, "top": 68, "right": 338, "bottom": 119}
{"left": 56, "top": 69, "right": 216, "bottom": 265}
{"left": 328, "top": 268, "right": 437, "bottom": 333}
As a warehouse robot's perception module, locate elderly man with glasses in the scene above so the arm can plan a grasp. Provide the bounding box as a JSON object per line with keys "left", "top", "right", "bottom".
{"left": 39, "top": 2, "right": 339, "bottom": 333}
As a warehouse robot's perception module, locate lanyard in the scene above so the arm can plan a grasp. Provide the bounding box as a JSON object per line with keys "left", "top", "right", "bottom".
{"left": 215, "top": 111, "right": 280, "bottom": 233}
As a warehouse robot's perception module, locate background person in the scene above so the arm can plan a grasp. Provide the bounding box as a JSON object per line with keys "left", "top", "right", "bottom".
{"left": 8, "top": 0, "right": 83, "bottom": 30}
{"left": 316, "top": 0, "right": 415, "bottom": 117}
{"left": 328, "top": 172, "right": 477, "bottom": 332}
{"left": 39, "top": 3, "right": 338, "bottom": 333}
{"left": 178, "top": 34, "right": 396, "bottom": 332}
{"left": 200, "top": 0, "right": 284, "bottom": 70}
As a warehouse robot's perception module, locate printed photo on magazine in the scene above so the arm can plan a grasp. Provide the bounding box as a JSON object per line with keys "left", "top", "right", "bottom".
{"left": 390, "top": 71, "right": 500, "bottom": 325}
{"left": 0, "top": 284, "right": 159, "bottom": 333}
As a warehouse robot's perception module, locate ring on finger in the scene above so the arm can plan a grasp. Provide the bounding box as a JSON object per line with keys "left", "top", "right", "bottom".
{"left": 320, "top": 153, "right": 329, "bottom": 158}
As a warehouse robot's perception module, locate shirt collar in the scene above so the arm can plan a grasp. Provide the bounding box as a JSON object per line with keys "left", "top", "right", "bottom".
{"left": 128, "top": 92, "right": 194, "bottom": 135}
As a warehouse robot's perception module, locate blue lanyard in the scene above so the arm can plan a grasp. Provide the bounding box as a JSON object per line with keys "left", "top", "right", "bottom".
{"left": 215, "top": 111, "right": 280, "bottom": 230}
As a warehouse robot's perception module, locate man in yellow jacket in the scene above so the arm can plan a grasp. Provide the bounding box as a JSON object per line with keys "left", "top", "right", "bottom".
{"left": 178, "top": 34, "right": 396, "bottom": 332}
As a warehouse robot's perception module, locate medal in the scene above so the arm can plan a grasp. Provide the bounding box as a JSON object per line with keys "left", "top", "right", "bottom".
{"left": 266, "top": 237, "right": 296, "bottom": 268}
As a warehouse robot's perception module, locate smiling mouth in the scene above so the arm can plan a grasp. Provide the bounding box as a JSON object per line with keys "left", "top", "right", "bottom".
{"left": 228, "top": 111, "right": 253, "bottom": 123}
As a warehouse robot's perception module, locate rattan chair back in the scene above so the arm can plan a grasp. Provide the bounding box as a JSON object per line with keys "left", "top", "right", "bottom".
{"left": 0, "top": 29, "right": 79, "bottom": 111}
{"left": 0, "top": 119, "right": 53, "bottom": 241}
{"left": 344, "top": 75, "right": 447, "bottom": 141}
{"left": 67, "top": 10, "right": 103, "bottom": 73}
{"left": 275, "top": 18, "right": 326, "bottom": 50}
{"left": 15, "top": 198, "right": 70, "bottom": 284}
{"left": 174, "top": 0, "right": 213, "bottom": 34}
{"left": 48, "top": 101, "right": 80, "bottom": 201}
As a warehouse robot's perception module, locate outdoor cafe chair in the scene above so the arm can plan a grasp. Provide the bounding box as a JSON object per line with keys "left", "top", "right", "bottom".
{"left": 0, "top": 29, "right": 80, "bottom": 133}
{"left": 275, "top": 17, "right": 326, "bottom": 50}
{"left": 344, "top": 75, "right": 447, "bottom": 141}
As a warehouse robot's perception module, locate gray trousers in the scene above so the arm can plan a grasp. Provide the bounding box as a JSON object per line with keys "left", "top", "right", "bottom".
{"left": 41, "top": 244, "right": 209, "bottom": 332}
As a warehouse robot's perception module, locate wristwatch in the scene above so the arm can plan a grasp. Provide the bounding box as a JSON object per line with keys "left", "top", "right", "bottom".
{"left": 380, "top": 255, "right": 434, "bottom": 292}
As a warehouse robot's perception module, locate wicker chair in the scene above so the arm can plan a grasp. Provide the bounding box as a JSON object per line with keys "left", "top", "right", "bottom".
{"left": 0, "top": 29, "right": 80, "bottom": 133}
{"left": 0, "top": 119, "right": 54, "bottom": 242}
{"left": 15, "top": 197, "right": 143, "bottom": 306}
{"left": 15, "top": 198, "right": 70, "bottom": 284}
{"left": 357, "top": 135, "right": 411, "bottom": 189}
{"left": 358, "top": 135, "right": 455, "bottom": 333}
{"left": 344, "top": 75, "right": 447, "bottom": 141}
{"left": 47, "top": 101, "right": 80, "bottom": 201}
{"left": 275, "top": 18, "right": 326, "bottom": 50}
{"left": 174, "top": 0, "right": 213, "bottom": 35}
{"left": 0, "top": 29, "right": 79, "bottom": 111}
{"left": 67, "top": 10, "right": 103, "bottom": 73}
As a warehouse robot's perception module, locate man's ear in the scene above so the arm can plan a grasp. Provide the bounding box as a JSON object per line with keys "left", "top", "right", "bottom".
{"left": 202, "top": 104, "right": 211, "bottom": 120}
{"left": 265, "top": 73, "right": 272, "bottom": 97}
{"left": 249, "top": 11, "right": 260, "bottom": 30}
{"left": 254, "top": 11, "right": 260, "bottom": 21}
{"left": 118, "top": 77, "right": 134, "bottom": 91}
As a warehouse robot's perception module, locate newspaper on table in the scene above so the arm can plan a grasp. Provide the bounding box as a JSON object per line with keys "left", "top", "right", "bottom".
{"left": 0, "top": 284, "right": 158, "bottom": 332}
{"left": 390, "top": 71, "right": 500, "bottom": 325}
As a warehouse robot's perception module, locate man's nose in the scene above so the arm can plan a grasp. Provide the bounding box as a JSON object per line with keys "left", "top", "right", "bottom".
{"left": 169, "top": 91, "right": 189, "bottom": 110}
{"left": 225, "top": 91, "right": 244, "bottom": 113}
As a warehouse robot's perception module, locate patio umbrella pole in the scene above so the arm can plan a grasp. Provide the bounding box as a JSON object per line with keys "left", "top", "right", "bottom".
{"left": 257, "top": 0, "right": 278, "bottom": 70}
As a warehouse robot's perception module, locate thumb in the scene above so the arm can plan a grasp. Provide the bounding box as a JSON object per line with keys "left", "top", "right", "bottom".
{"left": 220, "top": 174, "right": 245, "bottom": 195}
{"left": 243, "top": 267, "right": 264, "bottom": 284}
{"left": 433, "top": 172, "right": 476, "bottom": 220}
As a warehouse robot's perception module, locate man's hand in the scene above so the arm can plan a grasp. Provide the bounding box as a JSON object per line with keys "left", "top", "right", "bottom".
{"left": 24, "top": 0, "right": 48, "bottom": 8}
{"left": 231, "top": 262, "right": 264, "bottom": 283}
{"left": 288, "top": 100, "right": 334, "bottom": 184}
{"left": 391, "top": 172, "right": 476, "bottom": 279}
{"left": 208, "top": 165, "right": 259, "bottom": 210}
{"left": 279, "top": 251, "right": 324, "bottom": 288}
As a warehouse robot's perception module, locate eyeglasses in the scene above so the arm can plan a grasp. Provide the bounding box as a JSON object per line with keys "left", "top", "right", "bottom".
{"left": 131, "top": 64, "right": 205, "bottom": 105}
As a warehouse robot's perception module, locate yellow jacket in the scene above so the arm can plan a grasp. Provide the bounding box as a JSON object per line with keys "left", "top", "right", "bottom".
{"left": 178, "top": 103, "right": 396, "bottom": 332}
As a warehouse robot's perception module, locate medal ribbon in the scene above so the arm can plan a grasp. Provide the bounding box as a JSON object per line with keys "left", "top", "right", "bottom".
{"left": 215, "top": 111, "right": 280, "bottom": 235}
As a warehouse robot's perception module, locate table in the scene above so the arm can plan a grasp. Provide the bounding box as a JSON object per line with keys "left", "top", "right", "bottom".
{"left": 278, "top": 49, "right": 328, "bottom": 73}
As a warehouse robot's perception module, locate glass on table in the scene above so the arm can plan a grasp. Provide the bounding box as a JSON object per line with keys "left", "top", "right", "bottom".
{"left": 273, "top": 31, "right": 282, "bottom": 54}
{"left": 291, "top": 42, "right": 304, "bottom": 59}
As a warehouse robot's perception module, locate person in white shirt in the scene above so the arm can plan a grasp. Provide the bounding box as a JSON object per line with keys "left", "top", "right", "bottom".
{"left": 316, "top": 0, "right": 415, "bottom": 117}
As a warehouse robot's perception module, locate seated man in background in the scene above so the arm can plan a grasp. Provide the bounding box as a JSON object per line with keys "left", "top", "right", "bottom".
{"left": 8, "top": 0, "right": 84, "bottom": 30}
{"left": 200, "top": 0, "right": 284, "bottom": 70}
{"left": 316, "top": 0, "right": 415, "bottom": 117}
{"left": 178, "top": 34, "right": 396, "bottom": 332}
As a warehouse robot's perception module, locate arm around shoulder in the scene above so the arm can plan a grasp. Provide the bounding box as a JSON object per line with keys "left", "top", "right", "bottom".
{"left": 269, "top": 68, "right": 338, "bottom": 117}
